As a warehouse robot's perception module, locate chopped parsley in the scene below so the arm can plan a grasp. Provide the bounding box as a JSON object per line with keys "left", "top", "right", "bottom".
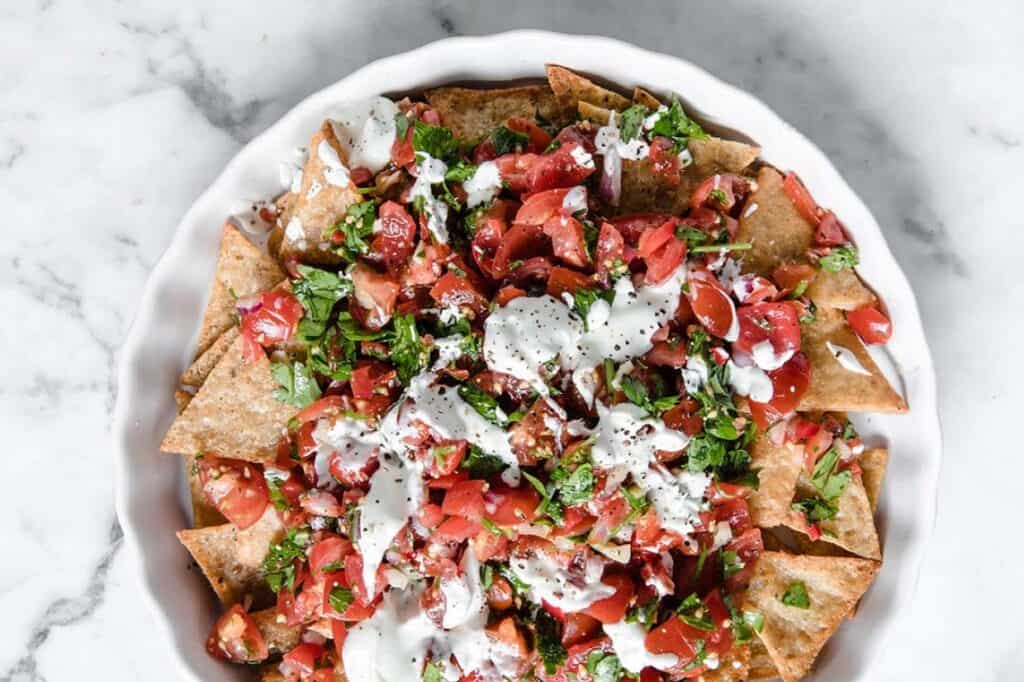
{"left": 328, "top": 585, "right": 354, "bottom": 614}
{"left": 620, "top": 375, "right": 680, "bottom": 417}
{"left": 618, "top": 104, "right": 649, "bottom": 142}
{"left": 292, "top": 265, "right": 352, "bottom": 332}
{"left": 811, "top": 448, "right": 853, "bottom": 501}
{"left": 571, "top": 287, "right": 614, "bottom": 330}
{"left": 721, "top": 549, "right": 745, "bottom": 578}
{"left": 649, "top": 97, "right": 708, "bottom": 150}
{"left": 270, "top": 360, "right": 321, "bottom": 408}
{"left": 412, "top": 121, "right": 459, "bottom": 161}
{"left": 444, "top": 160, "right": 478, "bottom": 183}
{"left": 490, "top": 125, "right": 530, "bottom": 155}
{"left": 389, "top": 314, "right": 430, "bottom": 383}
{"left": 534, "top": 607, "right": 567, "bottom": 674}
{"left": 457, "top": 382, "right": 510, "bottom": 427}
{"left": 781, "top": 581, "right": 811, "bottom": 609}
{"left": 461, "top": 445, "right": 507, "bottom": 478}
{"left": 261, "top": 527, "right": 311, "bottom": 593}
{"left": 818, "top": 245, "right": 859, "bottom": 273}
{"left": 325, "top": 200, "right": 377, "bottom": 261}
{"left": 586, "top": 650, "right": 627, "bottom": 682}
{"left": 626, "top": 599, "right": 659, "bottom": 629}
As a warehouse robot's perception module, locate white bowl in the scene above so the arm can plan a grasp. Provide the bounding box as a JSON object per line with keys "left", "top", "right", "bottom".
{"left": 112, "top": 30, "right": 941, "bottom": 682}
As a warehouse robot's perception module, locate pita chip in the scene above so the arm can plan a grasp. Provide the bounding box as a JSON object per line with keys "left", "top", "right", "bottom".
{"left": 618, "top": 136, "right": 760, "bottom": 214}
{"left": 859, "top": 448, "right": 888, "bottom": 513}
{"left": 184, "top": 453, "right": 226, "bottom": 528}
{"left": 736, "top": 166, "right": 814, "bottom": 277}
{"left": 177, "top": 506, "right": 283, "bottom": 606}
{"left": 546, "top": 64, "right": 631, "bottom": 113}
{"left": 805, "top": 267, "right": 877, "bottom": 311}
{"left": 632, "top": 86, "right": 662, "bottom": 109}
{"left": 174, "top": 389, "right": 193, "bottom": 414}
{"left": 425, "top": 84, "right": 570, "bottom": 140}
{"left": 799, "top": 308, "right": 907, "bottom": 413}
{"left": 699, "top": 642, "right": 750, "bottom": 681}
{"left": 251, "top": 607, "right": 301, "bottom": 655}
{"left": 195, "top": 224, "right": 284, "bottom": 357}
{"left": 277, "top": 121, "right": 362, "bottom": 265}
{"left": 161, "top": 335, "right": 299, "bottom": 464}
{"left": 785, "top": 472, "right": 882, "bottom": 560}
{"left": 182, "top": 326, "right": 240, "bottom": 389}
{"left": 746, "top": 552, "right": 879, "bottom": 682}
{"left": 748, "top": 436, "right": 803, "bottom": 529}
{"left": 748, "top": 636, "right": 779, "bottom": 680}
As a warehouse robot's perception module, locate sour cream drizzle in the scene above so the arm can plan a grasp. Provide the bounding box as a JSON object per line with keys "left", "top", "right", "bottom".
{"left": 409, "top": 153, "right": 450, "bottom": 243}
{"left": 329, "top": 96, "right": 398, "bottom": 173}
{"left": 826, "top": 341, "right": 873, "bottom": 376}
{"left": 604, "top": 619, "right": 679, "bottom": 673}
{"left": 509, "top": 548, "right": 614, "bottom": 612}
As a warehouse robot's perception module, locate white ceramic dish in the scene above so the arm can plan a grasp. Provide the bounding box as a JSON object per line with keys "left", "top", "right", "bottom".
{"left": 112, "top": 30, "right": 941, "bottom": 681}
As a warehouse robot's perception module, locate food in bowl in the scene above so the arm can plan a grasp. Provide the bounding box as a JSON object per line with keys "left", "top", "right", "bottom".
{"left": 160, "top": 65, "right": 906, "bottom": 682}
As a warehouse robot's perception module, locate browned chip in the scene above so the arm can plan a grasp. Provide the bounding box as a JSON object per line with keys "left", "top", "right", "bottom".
{"left": 799, "top": 308, "right": 907, "bottom": 413}
{"left": 785, "top": 472, "right": 881, "bottom": 560}
{"left": 174, "top": 389, "right": 193, "bottom": 414}
{"left": 161, "top": 335, "right": 299, "bottom": 464}
{"left": 700, "top": 642, "right": 751, "bottom": 681}
{"left": 632, "top": 86, "right": 662, "bottom": 109}
{"left": 251, "top": 607, "right": 301, "bottom": 655}
{"left": 746, "top": 551, "right": 880, "bottom": 682}
{"left": 748, "top": 636, "right": 779, "bottom": 680}
{"left": 748, "top": 436, "right": 803, "bottom": 528}
{"left": 578, "top": 100, "right": 613, "bottom": 125}
{"left": 546, "top": 64, "right": 631, "bottom": 113}
{"left": 182, "top": 326, "right": 240, "bottom": 388}
{"left": 859, "top": 448, "right": 888, "bottom": 513}
{"left": 184, "top": 453, "right": 226, "bottom": 528}
{"left": 257, "top": 666, "right": 288, "bottom": 682}
{"left": 736, "top": 167, "right": 814, "bottom": 276}
{"left": 805, "top": 267, "right": 877, "bottom": 311}
{"left": 195, "top": 224, "right": 284, "bottom": 357}
{"left": 277, "top": 121, "right": 362, "bottom": 265}
{"left": 618, "top": 137, "right": 760, "bottom": 215}
{"left": 177, "top": 506, "right": 283, "bottom": 606}
{"left": 424, "top": 84, "right": 570, "bottom": 141}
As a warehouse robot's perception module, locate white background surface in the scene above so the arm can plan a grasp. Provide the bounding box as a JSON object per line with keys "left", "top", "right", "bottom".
{"left": 1, "top": 1, "right": 1020, "bottom": 680}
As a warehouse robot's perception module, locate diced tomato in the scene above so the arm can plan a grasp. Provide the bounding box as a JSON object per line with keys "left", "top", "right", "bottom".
{"left": 435, "top": 516, "right": 483, "bottom": 541}
{"left": 638, "top": 221, "right": 685, "bottom": 285}
{"left": 404, "top": 242, "right": 445, "bottom": 287}
{"left": 847, "top": 307, "right": 893, "bottom": 345}
{"left": 508, "top": 399, "right": 566, "bottom": 466}
{"left": 611, "top": 213, "right": 675, "bottom": 244}
{"left": 371, "top": 201, "right": 418, "bottom": 273}
{"left": 546, "top": 266, "right": 594, "bottom": 298}
{"left": 350, "top": 361, "right": 396, "bottom": 401}
{"left": 562, "top": 613, "right": 602, "bottom": 648}
{"left": 644, "top": 615, "right": 707, "bottom": 676}
{"left": 239, "top": 291, "right": 304, "bottom": 347}
{"left": 426, "top": 440, "right": 467, "bottom": 478}
{"left": 300, "top": 489, "right": 344, "bottom": 518}
{"left": 733, "top": 302, "right": 802, "bottom": 363}
{"left": 486, "top": 574, "right": 515, "bottom": 611}
{"left": 279, "top": 642, "right": 325, "bottom": 678}
{"left": 494, "top": 285, "right": 527, "bottom": 306}
{"left": 594, "top": 222, "right": 627, "bottom": 285}
{"left": 525, "top": 142, "right": 596, "bottom": 192}
{"left": 543, "top": 215, "right": 591, "bottom": 268}
{"left": 582, "top": 573, "right": 635, "bottom": 624}
{"left": 196, "top": 455, "right": 269, "bottom": 530}
{"left": 331, "top": 620, "right": 347, "bottom": 661}
{"left": 515, "top": 187, "right": 573, "bottom": 225}
{"left": 589, "top": 495, "right": 631, "bottom": 545}
{"left": 351, "top": 263, "right": 399, "bottom": 330}
{"left": 494, "top": 153, "right": 540, "bottom": 194}
{"left": 293, "top": 395, "right": 345, "bottom": 425}
{"left": 772, "top": 263, "right": 817, "bottom": 295}
{"left": 322, "top": 571, "right": 376, "bottom": 622}
{"left": 645, "top": 339, "right": 688, "bottom": 368}
{"left": 487, "top": 617, "right": 529, "bottom": 659}
{"left": 804, "top": 425, "right": 835, "bottom": 471}
{"left": 485, "top": 485, "right": 540, "bottom": 526}
{"left": 430, "top": 271, "right": 488, "bottom": 317}
{"left": 690, "top": 173, "right": 749, "bottom": 212}
{"left": 309, "top": 535, "right": 353, "bottom": 579}
{"left": 662, "top": 400, "right": 704, "bottom": 437}
{"left": 507, "top": 117, "right": 554, "bottom": 153}
{"left": 471, "top": 205, "right": 508, "bottom": 278}
{"left": 724, "top": 528, "right": 764, "bottom": 590}
{"left": 782, "top": 171, "right": 820, "bottom": 225}
{"left": 712, "top": 497, "right": 752, "bottom": 535}
{"left": 749, "top": 352, "right": 812, "bottom": 429}
{"left": 471, "top": 528, "right": 510, "bottom": 562}
{"left": 732, "top": 274, "right": 779, "bottom": 305}
{"left": 417, "top": 502, "right": 444, "bottom": 529}
{"left": 814, "top": 211, "right": 847, "bottom": 246}
{"left": 442, "top": 480, "right": 488, "bottom": 521}
{"left": 649, "top": 136, "right": 681, "bottom": 183}
{"left": 687, "top": 269, "right": 738, "bottom": 339}
{"left": 491, "top": 224, "right": 550, "bottom": 277}
{"left": 206, "top": 604, "right": 268, "bottom": 663}
{"left": 427, "top": 471, "right": 469, "bottom": 489}
{"left": 391, "top": 114, "right": 415, "bottom": 167}
{"left": 550, "top": 506, "right": 596, "bottom": 538}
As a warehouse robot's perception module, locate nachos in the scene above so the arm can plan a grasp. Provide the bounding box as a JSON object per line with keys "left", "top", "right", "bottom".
{"left": 162, "top": 66, "right": 905, "bottom": 682}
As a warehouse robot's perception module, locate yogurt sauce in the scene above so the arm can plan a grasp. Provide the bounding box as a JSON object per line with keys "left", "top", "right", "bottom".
{"left": 604, "top": 619, "right": 679, "bottom": 673}
{"left": 329, "top": 96, "right": 399, "bottom": 173}
{"left": 826, "top": 341, "right": 873, "bottom": 376}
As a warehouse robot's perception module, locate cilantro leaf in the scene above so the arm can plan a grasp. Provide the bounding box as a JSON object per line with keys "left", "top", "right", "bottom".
{"left": 326, "top": 201, "right": 376, "bottom": 261}
{"left": 586, "top": 650, "right": 627, "bottom": 682}
{"left": 818, "top": 246, "right": 859, "bottom": 273}
{"left": 389, "top": 314, "right": 429, "bottom": 383}
{"left": 791, "top": 496, "right": 838, "bottom": 523}
{"left": 445, "top": 161, "right": 478, "bottom": 183}
{"left": 571, "top": 287, "right": 614, "bottom": 330}
{"left": 271, "top": 361, "right": 321, "bottom": 408}
{"left": 649, "top": 98, "right": 707, "bottom": 149}
{"left": 328, "top": 585, "right": 354, "bottom": 614}
{"left": 461, "top": 445, "right": 507, "bottom": 478}
{"left": 293, "top": 265, "right": 352, "bottom": 325}
{"left": 781, "top": 581, "right": 811, "bottom": 609}
{"left": 457, "top": 382, "right": 509, "bottom": 427}
{"left": 619, "top": 104, "right": 649, "bottom": 142}
{"left": 721, "top": 549, "right": 745, "bottom": 577}
{"left": 490, "top": 126, "right": 529, "bottom": 155}
{"left": 621, "top": 375, "right": 680, "bottom": 417}
{"left": 810, "top": 448, "right": 852, "bottom": 501}
{"left": 394, "top": 112, "right": 411, "bottom": 140}
{"left": 413, "top": 121, "right": 458, "bottom": 161}
{"left": 535, "top": 607, "right": 568, "bottom": 674}
{"left": 556, "top": 463, "right": 594, "bottom": 507}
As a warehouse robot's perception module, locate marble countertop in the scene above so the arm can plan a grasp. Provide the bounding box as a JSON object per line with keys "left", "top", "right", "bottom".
{"left": 2, "top": 1, "right": 1020, "bottom": 679}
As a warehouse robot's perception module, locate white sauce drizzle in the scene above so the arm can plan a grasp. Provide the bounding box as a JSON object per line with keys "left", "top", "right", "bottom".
{"left": 825, "top": 341, "right": 873, "bottom": 376}
{"left": 509, "top": 549, "right": 613, "bottom": 612}
{"left": 317, "top": 138, "right": 351, "bottom": 187}
{"left": 463, "top": 161, "right": 503, "bottom": 208}
{"left": 604, "top": 619, "right": 679, "bottom": 673}
{"left": 329, "top": 96, "right": 398, "bottom": 173}
{"left": 357, "top": 455, "right": 419, "bottom": 596}
{"left": 409, "top": 153, "right": 450, "bottom": 242}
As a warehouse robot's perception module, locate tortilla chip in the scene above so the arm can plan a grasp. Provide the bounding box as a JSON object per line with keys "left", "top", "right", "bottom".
{"left": 799, "top": 308, "right": 907, "bottom": 413}
{"left": 746, "top": 552, "right": 880, "bottom": 682}
{"left": 182, "top": 326, "right": 240, "bottom": 389}
{"left": 251, "top": 608, "right": 301, "bottom": 655}
{"left": 632, "top": 86, "right": 662, "bottom": 109}
{"left": 277, "top": 121, "right": 361, "bottom": 265}
{"left": 174, "top": 389, "right": 193, "bottom": 414}
{"left": 195, "top": 224, "right": 284, "bottom": 357}
{"left": 859, "top": 448, "right": 888, "bottom": 513}
{"left": 736, "top": 167, "right": 813, "bottom": 277}
{"left": 577, "top": 100, "right": 613, "bottom": 125}
{"left": 184, "top": 453, "right": 226, "bottom": 528}
{"left": 748, "top": 636, "right": 779, "bottom": 680}
{"left": 546, "top": 64, "right": 631, "bottom": 113}
{"left": 177, "top": 506, "right": 282, "bottom": 606}
{"left": 161, "top": 335, "right": 299, "bottom": 464}
{"left": 424, "top": 84, "right": 569, "bottom": 141}
{"left": 785, "top": 472, "right": 881, "bottom": 560}
{"left": 748, "top": 437, "right": 803, "bottom": 528}
{"left": 699, "top": 642, "right": 750, "bottom": 681}
{"left": 805, "top": 268, "right": 877, "bottom": 311}
{"left": 618, "top": 136, "right": 760, "bottom": 215}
